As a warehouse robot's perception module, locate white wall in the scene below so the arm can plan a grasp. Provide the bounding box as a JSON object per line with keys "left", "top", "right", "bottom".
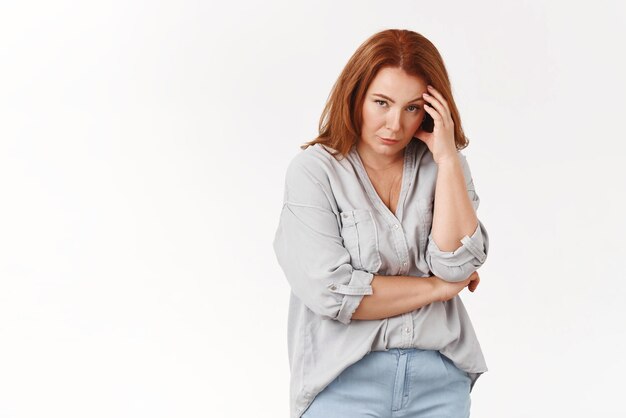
{"left": 1, "top": 1, "right": 624, "bottom": 417}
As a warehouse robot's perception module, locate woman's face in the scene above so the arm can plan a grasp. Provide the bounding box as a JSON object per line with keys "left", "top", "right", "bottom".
{"left": 359, "top": 66, "right": 428, "bottom": 158}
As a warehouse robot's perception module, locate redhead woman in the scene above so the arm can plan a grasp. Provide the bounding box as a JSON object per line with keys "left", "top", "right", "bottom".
{"left": 273, "top": 29, "right": 489, "bottom": 418}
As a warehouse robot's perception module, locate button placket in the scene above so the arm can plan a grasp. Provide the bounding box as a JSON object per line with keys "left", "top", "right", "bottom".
{"left": 400, "top": 313, "right": 414, "bottom": 347}
{"left": 389, "top": 222, "right": 410, "bottom": 275}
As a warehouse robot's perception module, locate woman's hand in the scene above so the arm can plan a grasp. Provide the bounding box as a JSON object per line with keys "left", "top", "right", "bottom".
{"left": 414, "top": 85, "right": 458, "bottom": 165}
{"left": 429, "top": 271, "right": 480, "bottom": 302}
{"left": 467, "top": 272, "right": 480, "bottom": 292}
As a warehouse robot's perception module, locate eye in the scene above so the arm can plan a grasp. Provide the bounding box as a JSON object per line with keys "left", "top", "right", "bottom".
{"left": 374, "top": 99, "right": 387, "bottom": 107}
{"left": 407, "top": 105, "right": 420, "bottom": 112}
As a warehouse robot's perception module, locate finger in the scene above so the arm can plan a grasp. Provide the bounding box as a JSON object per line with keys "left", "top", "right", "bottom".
{"left": 422, "top": 93, "right": 446, "bottom": 123}
{"left": 422, "top": 102, "right": 444, "bottom": 127}
{"left": 426, "top": 86, "right": 452, "bottom": 124}
{"left": 426, "top": 86, "right": 450, "bottom": 109}
{"left": 423, "top": 101, "right": 452, "bottom": 129}
{"left": 413, "top": 123, "right": 432, "bottom": 142}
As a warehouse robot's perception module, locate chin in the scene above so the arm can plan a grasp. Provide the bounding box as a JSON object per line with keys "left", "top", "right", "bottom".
{"left": 361, "top": 135, "right": 407, "bottom": 153}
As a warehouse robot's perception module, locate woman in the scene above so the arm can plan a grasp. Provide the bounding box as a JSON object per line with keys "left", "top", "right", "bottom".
{"left": 273, "top": 29, "right": 489, "bottom": 418}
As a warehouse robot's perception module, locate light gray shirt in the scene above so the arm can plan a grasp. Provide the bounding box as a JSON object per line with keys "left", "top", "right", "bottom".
{"left": 272, "top": 138, "right": 489, "bottom": 418}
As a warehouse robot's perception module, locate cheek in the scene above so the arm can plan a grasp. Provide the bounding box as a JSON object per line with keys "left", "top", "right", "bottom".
{"left": 363, "top": 106, "right": 383, "bottom": 129}
{"left": 407, "top": 113, "right": 424, "bottom": 129}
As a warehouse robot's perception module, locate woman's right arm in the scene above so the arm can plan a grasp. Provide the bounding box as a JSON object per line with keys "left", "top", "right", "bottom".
{"left": 351, "top": 272, "right": 478, "bottom": 321}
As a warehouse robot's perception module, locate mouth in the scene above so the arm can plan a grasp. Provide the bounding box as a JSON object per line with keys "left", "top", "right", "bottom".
{"left": 378, "top": 136, "right": 400, "bottom": 144}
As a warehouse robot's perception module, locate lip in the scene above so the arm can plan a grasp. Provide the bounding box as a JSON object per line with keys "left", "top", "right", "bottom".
{"left": 378, "top": 136, "right": 399, "bottom": 144}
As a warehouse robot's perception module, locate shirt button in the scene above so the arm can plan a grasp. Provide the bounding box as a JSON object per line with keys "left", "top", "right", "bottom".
{"left": 393, "top": 224, "right": 400, "bottom": 230}
{"left": 329, "top": 285, "right": 337, "bottom": 290}
{"left": 404, "top": 327, "right": 411, "bottom": 333}
{"left": 402, "top": 262, "right": 408, "bottom": 267}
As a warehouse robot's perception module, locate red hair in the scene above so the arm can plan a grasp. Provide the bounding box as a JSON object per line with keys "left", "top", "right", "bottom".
{"left": 301, "top": 29, "right": 469, "bottom": 158}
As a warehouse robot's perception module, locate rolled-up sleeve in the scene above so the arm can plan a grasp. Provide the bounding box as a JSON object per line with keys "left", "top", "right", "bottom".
{"left": 425, "top": 152, "right": 490, "bottom": 282}
{"left": 272, "top": 157, "right": 374, "bottom": 325}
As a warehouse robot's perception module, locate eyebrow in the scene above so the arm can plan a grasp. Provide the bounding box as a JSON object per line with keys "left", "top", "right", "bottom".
{"left": 372, "top": 93, "right": 425, "bottom": 104}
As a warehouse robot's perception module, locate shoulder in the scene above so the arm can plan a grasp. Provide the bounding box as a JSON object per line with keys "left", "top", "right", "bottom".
{"left": 455, "top": 149, "right": 471, "bottom": 172}
{"left": 457, "top": 149, "right": 469, "bottom": 162}
{"left": 281, "top": 144, "right": 348, "bottom": 209}
{"left": 285, "top": 143, "right": 348, "bottom": 187}
{"left": 454, "top": 149, "right": 476, "bottom": 189}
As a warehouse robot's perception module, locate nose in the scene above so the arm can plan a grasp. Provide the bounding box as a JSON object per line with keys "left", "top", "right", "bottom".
{"left": 385, "top": 108, "right": 401, "bottom": 133}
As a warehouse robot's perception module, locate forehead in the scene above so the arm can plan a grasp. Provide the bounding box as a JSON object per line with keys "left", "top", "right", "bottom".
{"left": 368, "top": 67, "right": 427, "bottom": 93}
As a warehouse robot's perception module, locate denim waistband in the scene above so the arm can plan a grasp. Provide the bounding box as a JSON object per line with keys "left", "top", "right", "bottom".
{"left": 373, "top": 347, "right": 435, "bottom": 355}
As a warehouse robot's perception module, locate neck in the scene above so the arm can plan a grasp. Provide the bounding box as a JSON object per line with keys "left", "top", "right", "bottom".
{"left": 356, "top": 141, "right": 406, "bottom": 172}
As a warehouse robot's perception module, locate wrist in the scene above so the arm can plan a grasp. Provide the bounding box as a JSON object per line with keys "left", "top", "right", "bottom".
{"left": 435, "top": 153, "right": 460, "bottom": 167}
{"left": 426, "top": 276, "right": 442, "bottom": 303}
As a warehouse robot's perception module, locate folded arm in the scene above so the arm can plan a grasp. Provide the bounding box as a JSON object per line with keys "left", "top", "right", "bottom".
{"left": 426, "top": 151, "right": 489, "bottom": 282}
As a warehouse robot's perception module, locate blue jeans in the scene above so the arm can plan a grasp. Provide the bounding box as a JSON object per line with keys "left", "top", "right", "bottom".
{"left": 302, "top": 348, "right": 471, "bottom": 418}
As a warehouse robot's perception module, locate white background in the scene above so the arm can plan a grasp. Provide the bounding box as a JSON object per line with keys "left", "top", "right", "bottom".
{"left": 1, "top": 1, "right": 625, "bottom": 417}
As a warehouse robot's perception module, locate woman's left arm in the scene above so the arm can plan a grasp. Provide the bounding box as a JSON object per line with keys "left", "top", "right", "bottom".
{"left": 426, "top": 151, "right": 489, "bottom": 282}
{"left": 431, "top": 153, "right": 478, "bottom": 251}
{"left": 418, "top": 85, "right": 489, "bottom": 282}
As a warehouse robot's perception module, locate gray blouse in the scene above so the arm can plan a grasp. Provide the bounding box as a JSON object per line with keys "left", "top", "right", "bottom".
{"left": 272, "top": 138, "right": 489, "bottom": 418}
